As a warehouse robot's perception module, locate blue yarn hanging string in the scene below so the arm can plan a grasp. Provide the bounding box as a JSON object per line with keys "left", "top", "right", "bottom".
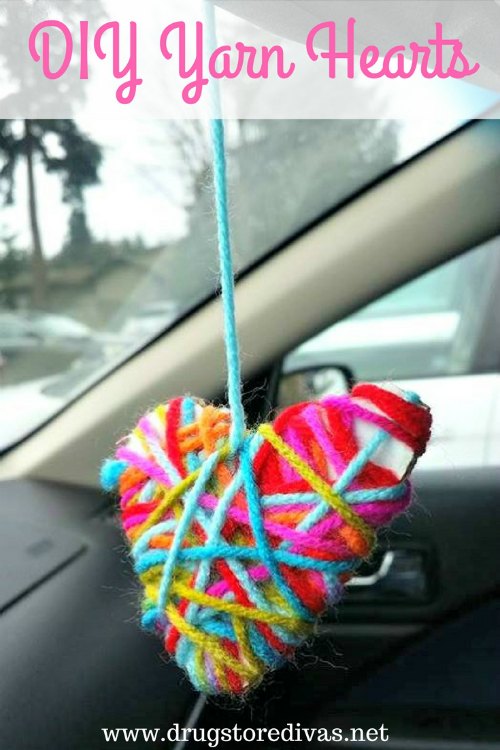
{"left": 204, "top": 0, "right": 245, "bottom": 453}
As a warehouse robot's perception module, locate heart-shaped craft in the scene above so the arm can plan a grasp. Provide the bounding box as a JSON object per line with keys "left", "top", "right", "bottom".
{"left": 101, "top": 383, "right": 431, "bottom": 695}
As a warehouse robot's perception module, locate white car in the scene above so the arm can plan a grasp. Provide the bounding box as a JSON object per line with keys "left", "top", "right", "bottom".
{"left": 121, "top": 301, "right": 181, "bottom": 342}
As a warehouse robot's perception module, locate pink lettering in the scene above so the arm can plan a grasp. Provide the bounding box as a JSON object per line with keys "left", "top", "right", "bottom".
{"left": 28, "top": 17, "right": 480, "bottom": 107}
{"left": 28, "top": 20, "right": 73, "bottom": 80}
{"left": 94, "top": 21, "right": 142, "bottom": 104}
{"left": 210, "top": 45, "right": 244, "bottom": 79}
{"left": 306, "top": 17, "right": 479, "bottom": 82}
{"left": 160, "top": 21, "right": 208, "bottom": 104}
{"left": 306, "top": 19, "right": 356, "bottom": 79}
{"left": 160, "top": 21, "right": 295, "bottom": 104}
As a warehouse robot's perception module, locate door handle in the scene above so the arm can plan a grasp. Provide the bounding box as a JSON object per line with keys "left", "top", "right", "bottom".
{"left": 348, "top": 551, "right": 397, "bottom": 587}
{"left": 346, "top": 549, "right": 431, "bottom": 603}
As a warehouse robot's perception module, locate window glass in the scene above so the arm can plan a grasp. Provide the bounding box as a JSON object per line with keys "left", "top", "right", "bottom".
{"left": 0, "top": 116, "right": 466, "bottom": 450}
{"left": 287, "top": 239, "right": 500, "bottom": 383}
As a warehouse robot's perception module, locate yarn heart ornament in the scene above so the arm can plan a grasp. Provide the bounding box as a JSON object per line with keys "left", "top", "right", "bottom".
{"left": 101, "top": 382, "right": 431, "bottom": 695}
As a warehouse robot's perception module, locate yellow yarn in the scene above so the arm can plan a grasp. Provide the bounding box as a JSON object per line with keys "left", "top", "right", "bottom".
{"left": 258, "top": 424, "right": 375, "bottom": 547}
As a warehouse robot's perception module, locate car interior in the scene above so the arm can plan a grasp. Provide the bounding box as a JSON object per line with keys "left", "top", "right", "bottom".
{"left": 1, "top": 114, "right": 500, "bottom": 749}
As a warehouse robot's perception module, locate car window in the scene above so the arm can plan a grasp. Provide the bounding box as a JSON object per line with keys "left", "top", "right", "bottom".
{"left": 0, "top": 116, "right": 468, "bottom": 450}
{"left": 287, "top": 239, "right": 500, "bottom": 383}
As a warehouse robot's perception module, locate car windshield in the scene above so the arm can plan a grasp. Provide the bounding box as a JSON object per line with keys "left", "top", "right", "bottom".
{"left": 0, "top": 106, "right": 491, "bottom": 450}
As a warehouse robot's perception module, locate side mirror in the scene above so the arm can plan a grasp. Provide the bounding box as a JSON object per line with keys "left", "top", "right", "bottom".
{"left": 277, "top": 361, "right": 355, "bottom": 410}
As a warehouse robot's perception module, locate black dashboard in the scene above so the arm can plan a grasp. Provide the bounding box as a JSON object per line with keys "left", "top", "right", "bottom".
{"left": 1, "top": 472, "right": 499, "bottom": 750}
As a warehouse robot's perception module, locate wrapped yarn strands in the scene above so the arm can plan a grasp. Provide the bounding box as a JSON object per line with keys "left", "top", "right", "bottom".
{"left": 102, "top": 385, "right": 431, "bottom": 694}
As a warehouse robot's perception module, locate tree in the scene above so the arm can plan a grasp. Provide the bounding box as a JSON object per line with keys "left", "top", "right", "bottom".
{"left": 0, "top": 1, "right": 104, "bottom": 306}
{"left": 0, "top": 232, "right": 27, "bottom": 308}
{"left": 61, "top": 204, "right": 94, "bottom": 262}
{"left": 0, "top": 119, "right": 102, "bottom": 307}
{"left": 167, "top": 120, "right": 211, "bottom": 200}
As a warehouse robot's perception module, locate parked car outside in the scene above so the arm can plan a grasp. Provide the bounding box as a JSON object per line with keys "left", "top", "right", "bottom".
{"left": 120, "top": 300, "right": 180, "bottom": 342}
{"left": 0, "top": 310, "right": 107, "bottom": 385}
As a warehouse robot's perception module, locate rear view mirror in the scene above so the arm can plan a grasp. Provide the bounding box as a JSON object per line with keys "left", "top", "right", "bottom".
{"left": 277, "top": 363, "right": 355, "bottom": 410}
